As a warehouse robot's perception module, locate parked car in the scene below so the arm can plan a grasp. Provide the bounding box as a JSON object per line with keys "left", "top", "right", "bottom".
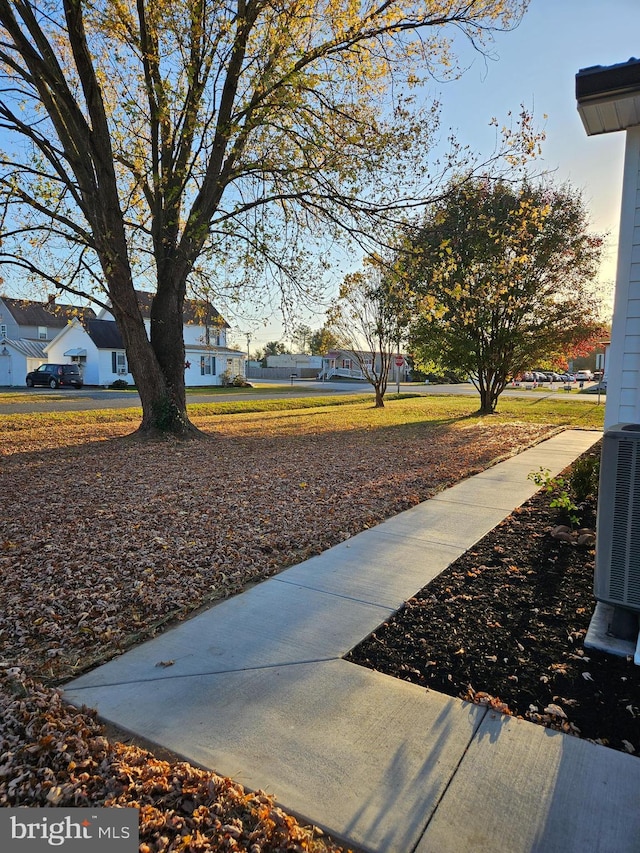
{"left": 26, "top": 363, "right": 83, "bottom": 389}
{"left": 575, "top": 369, "right": 594, "bottom": 382}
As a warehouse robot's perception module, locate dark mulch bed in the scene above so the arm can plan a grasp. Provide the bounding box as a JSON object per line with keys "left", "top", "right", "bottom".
{"left": 347, "top": 442, "right": 640, "bottom": 757}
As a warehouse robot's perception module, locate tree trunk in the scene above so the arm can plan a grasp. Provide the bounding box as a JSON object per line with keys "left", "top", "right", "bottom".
{"left": 374, "top": 385, "right": 385, "bottom": 407}
{"left": 478, "top": 385, "right": 498, "bottom": 414}
{"left": 107, "top": 274, "right": 200, "bottom": 437}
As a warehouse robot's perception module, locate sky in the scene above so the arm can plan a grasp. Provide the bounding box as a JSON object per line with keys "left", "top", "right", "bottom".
{"left": 241, "top": 0, "right": 640, "bottom": 352}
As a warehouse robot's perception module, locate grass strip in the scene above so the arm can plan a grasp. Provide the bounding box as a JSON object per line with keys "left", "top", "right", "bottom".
{"left": 0, "top": 392, "right": 605, "bottom": 437}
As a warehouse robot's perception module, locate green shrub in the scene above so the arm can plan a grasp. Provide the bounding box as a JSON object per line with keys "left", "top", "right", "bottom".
{"left": 528, "top": 452, "right": 600, "bottom": 528}
{"left": 109, "top": 378, "right": 129, "bottom": 389}
{"left": 528, "top": 467, "right": 580, "bottom": 527}
{"left": 569, "top": 454, "right": 600, "bottom": 504}
{"left": 232, "top": 374, "right": 251, "bottom": 387}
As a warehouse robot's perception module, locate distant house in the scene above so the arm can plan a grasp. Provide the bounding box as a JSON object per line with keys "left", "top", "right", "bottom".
{"left": 0, "top": 295, "right": 96, "bottom": 386}
{"left": 264, "top": 353, "right": 323, "bottom": 378}
{"left": 320, "top": 349, "right": 408, "bottom": 381}
{"left": 265, "top": 353, "right": 323, "bottom": 370}
{"left": 45, "top": 292, "right": 245, "bottom": 387}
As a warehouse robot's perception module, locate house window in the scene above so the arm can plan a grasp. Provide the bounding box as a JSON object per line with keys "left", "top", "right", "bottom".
{"left": 38, "top": 326, "right": 47, "bottom": 340}
{"left": 204, "top": 326, "right": 225, "bottom": 347}
{"left": 0, "top": 323, "right": 6, "bottom": 338}
{"left": 111, "top": 351, "right": 128, "bottom": 374}
{"left": 207, "top": 327, "right": 222, "bottom": 346}
{"left": 341, "top": 358, "right": 351, "bottom": 370}
{"left": 200, "top": 355, "right": 216, "bottom": 376}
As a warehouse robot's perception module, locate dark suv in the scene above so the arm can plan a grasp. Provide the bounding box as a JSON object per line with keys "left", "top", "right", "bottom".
{"left": 26, "top": 363, "right": 84, "bottom": 389}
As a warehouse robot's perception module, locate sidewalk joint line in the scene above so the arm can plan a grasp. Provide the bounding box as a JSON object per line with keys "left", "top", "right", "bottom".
{"left": 272, "top": 576, "right": 398, "bottom": 610}
{"left": 410, "top": 706, "right": 489, "bottom": 853}
{"left": 64, "top": 656, "right": 341, "bottom": 692}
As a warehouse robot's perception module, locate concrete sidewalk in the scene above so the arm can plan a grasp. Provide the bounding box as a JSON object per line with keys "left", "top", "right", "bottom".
{"left": 65, "top": 429, "right": 640, "bottom": 853}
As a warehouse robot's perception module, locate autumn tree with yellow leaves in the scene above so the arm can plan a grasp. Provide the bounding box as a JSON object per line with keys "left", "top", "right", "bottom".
{"left": 0, "top": 0, "right": 530, "bottom": 434}
{"left": 403, "top": 178, "right": 604, "bottom": 413}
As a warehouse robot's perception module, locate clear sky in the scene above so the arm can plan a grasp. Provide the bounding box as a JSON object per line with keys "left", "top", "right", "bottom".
{"left": 244, "top": 0, "right": 640, "bottom": 351}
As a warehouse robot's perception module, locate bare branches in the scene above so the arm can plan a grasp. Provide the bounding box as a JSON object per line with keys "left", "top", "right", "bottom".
{"left": 0, "top": 0, "right": 531, "bottom": 430}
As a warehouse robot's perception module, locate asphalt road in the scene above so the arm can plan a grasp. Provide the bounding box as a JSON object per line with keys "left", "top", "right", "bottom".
{"left": 0, "top": 379, "right": 605, "bottom": 414}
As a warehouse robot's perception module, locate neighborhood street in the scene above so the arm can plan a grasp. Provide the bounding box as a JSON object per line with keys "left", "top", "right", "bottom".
{"left": 0, "top": 378, "right": 605, "bottom": 414}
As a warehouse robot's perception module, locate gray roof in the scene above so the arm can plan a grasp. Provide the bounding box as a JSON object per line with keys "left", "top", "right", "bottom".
{"left": 134, "top": 291, "right": 230, "bottom": 328}
{"left": 576, "top": 57, "right": 640, "bottom": 100}
{"left": 185, "top": 344, "right": 245, "bottom": 355}
{"left": 85, "top": 319, "right": 124, "bottom": 349}
{"left": 83, "top": 320, "right": 244, "bottom": 355}
{"left": 1, "top": 337, "right": 47, "bottom": 358}
{"left": 0, "top": 296, "right": 96, "bottom": 327}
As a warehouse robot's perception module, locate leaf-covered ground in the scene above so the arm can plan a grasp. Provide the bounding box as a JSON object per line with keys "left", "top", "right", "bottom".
{"left": 348, "top": 442, "right": 640, "bottom": 757}
{"left": 0, "top": 403, "right": 571, "bottom": 849}
{"left": 0, "top": 667, "right": 344, "bottom": 852}
{"left": 1, "top": 407, "right": 556, "bottom": 684}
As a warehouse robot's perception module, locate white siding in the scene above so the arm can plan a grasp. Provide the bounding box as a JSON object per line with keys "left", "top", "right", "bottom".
{"left": 45, "top": 324, "right": 100, "bottom": 385}
{"left": 97, "top": 349, "right": 133, "bottom": 386}
{"left": 606, "top": 125, "right": 640, "bottom": 428}
{"left": 0, "top": 349, "right": 32, "bottom": 386}
{"left": 184, "top": 324, "right": 226, "bottom": 347}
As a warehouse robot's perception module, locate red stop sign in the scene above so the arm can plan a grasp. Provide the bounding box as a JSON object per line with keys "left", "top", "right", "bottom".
{"left": 395, "top": 357, "right": 404, "bottom": 366}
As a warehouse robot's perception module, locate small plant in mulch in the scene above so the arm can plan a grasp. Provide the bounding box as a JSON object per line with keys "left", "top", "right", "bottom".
{"left": 528, "top": 452, "right": 600, "bottom": 545}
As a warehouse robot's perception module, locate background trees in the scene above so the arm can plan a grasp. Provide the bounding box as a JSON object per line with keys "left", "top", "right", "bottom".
{"left": 0, "top": 0, "right": 529, "bottom": 435}
{"left": 253, "top": 340, "right": 290, "bottom": 365}
{"left": 291, "top": 325, "right": 313, "bottom": 355}
{"left": 403, "top": 179, "right": 604, "bottom": 413}
{"left": 327, "top": 264, "right": 410, "bottom": 407}
{"left": 308, "top": 326, "right": 340, "bottom": 356}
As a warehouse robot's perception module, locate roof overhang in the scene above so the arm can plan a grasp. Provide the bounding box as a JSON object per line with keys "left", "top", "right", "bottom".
{"left": 576, "top": 58, "right": 640, "bottom": 135}
{"left": 63, "top": 347, "right": 87, "bottom": 357}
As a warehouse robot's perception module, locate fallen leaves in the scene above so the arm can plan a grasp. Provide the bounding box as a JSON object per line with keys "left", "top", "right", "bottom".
{"left": 0, "top": 667, "right": 344, "bottom": 851}
{"left": 0, "top": 407, "right": 559, "bottom": 844}
{"left": 0, "top": 416, "right": 554, "bottom": 683}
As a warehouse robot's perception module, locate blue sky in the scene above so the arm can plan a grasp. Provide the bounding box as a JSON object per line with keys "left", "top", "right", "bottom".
{"left": 437, "top": 0, "right": 639, "bottom": 287}
{"left": 247, "top": 0, "right": 640, "bottom": 349}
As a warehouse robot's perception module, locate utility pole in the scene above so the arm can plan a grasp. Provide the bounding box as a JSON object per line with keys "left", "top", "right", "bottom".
{"left": 245, "top": 332, "right": 251, "bottom": 378}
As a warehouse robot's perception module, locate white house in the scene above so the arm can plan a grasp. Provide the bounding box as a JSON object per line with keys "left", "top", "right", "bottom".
{"left": 46, "top": 292, "right": 245, "bottom": 387}
{"left": 265, "top": 353, "right": 323, "bottom": 373}
{"left": 0, "top": 295, "right": 96, "bottom": 386}
{"left": 0, "top": 337, "right": 49, "bottom": 387}
{"left": 577, "top": 58, "right": 640, "bottom": 427}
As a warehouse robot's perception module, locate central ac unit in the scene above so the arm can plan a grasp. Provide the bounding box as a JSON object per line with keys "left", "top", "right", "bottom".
{"left": 594, "top": 423, "right": 640, "bottom": 612}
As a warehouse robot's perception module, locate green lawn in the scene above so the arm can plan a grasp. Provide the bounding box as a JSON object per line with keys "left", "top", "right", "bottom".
{"left": 0, "top": 391, "right": 605, "bottom": 439}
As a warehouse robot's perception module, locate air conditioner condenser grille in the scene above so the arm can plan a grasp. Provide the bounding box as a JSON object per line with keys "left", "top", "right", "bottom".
{"left": 595, "top": 425, "right": 640, "bottom": 611}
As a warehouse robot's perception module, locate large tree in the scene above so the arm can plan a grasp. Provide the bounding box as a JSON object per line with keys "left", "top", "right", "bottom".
{"left": 0, "top": 0, "right": 528, "bottom": 434}
{"left": 404, "top": 178, "right": 604, "bottom": 413}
